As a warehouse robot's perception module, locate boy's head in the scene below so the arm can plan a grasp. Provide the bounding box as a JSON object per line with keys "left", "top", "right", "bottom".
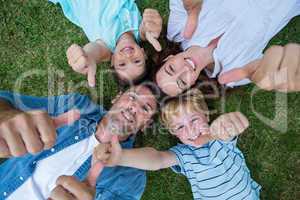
{"left": 161, "top": 88, "right": 210, "bottom": 145}
{"left": 112, "top": 37, "right": 147, "bottom": 84}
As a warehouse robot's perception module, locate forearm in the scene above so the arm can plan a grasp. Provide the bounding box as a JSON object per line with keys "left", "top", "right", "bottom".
{"left": 83, "top": 40, "right": 112, "bottom": 63}
{"left": 119, "top": 147, "right": 175, "bottom": 171}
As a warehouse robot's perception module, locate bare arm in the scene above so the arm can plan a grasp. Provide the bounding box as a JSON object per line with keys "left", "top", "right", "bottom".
{"left": 93, "top": 136, "right": 178, "bottom": 171}
{"left": 83, "top": 40, "right": 112, "bottom": 63}
{"left": 119, "top": 148, "right": 178, "bottom": 171}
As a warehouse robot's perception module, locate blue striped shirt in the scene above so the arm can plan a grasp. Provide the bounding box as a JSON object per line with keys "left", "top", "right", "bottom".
{"left": 169, "top": 139, "right": 261, "bottom": 200}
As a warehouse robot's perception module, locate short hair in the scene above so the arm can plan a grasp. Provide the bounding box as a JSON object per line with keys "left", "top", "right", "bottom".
{"left": 160, "top": 88, "right": 209, "bottom": 129}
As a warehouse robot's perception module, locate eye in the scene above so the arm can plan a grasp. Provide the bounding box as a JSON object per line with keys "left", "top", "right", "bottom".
{"left": 192, "top": 118, "right": 199, "bottom": 123}
{"left": 142, "top": 105, "right": 149, "bottom": 113}
{"left": 119, "top": 63, "right": 126, "bottom": 67}
{"left": 170, "top": 65, "right": 175, "bottom": 73}
{"left": 129, "top": 93, "right": 136, "bottom": 101}
{"left": 134, "top": 60, "right": 142, "bottom": 64}
{"left": 176, "top": 125, "right": 184, "bottom": 131}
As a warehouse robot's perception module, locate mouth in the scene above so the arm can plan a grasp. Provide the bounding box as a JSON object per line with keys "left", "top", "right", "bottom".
{"left": 121, "top": 46, "right": 134, "bottom": 55}
{"left": 185, "top": 58, "right": 196, "bottom": 71}
{"left": 187, "top": 132, "right": 203, "bottom": 142}
{"left": 121, "top": 110, "right": 134, "bottom": 123}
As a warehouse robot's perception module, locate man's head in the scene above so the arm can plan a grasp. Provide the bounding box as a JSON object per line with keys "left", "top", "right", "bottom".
{"left": 112, "top": 35, "right": 147, "bottom": 84}
{"left": 97, "top": 84, "right": 158, "bottom": 143}
{"left": 155, "top": 53, "right": 202, "bottom": 97}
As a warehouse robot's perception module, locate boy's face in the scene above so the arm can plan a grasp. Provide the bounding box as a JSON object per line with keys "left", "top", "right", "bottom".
{"left": 168, "top": 108, "right": 209, "bottom": 145}
{"left": 112, "top": 42, "right": 146, "bottom": 82}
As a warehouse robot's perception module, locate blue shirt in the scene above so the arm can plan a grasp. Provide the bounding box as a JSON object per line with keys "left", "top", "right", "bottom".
{"left": 50, "top": 0, "right": 142, "bottom": 52}
{"left": 0, "top": 92, "right": 146, "bottom": 200}
{"left": 169, "top": 139, "right": 261, "bottom": 200}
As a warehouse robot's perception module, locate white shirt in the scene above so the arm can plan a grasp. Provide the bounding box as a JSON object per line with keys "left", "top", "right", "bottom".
{"left": 8, "top": 135, "right": 99, "bottom": 200}
{"left": 168, "top": 0, "right": 300, "bottom": 87}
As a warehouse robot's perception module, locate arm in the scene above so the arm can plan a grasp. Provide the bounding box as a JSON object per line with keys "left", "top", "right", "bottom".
{"left": 93, "top": 136, "right": 178, "bottom": 171}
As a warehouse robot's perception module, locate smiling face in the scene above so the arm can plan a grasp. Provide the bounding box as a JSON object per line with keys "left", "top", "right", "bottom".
{"left": 112, "top": 39, "right": 147, "bottom": 83}
{"left": 156, "top": 53, "right": 202, "bottom": 97}
{"left": 168, "top": 109, "right": 209, "bottom": 144}
{"left": 98, "top": 85, "right": 157, "bottom": 142}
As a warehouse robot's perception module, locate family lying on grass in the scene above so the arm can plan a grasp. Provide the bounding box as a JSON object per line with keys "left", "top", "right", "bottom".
{"left": 0, "top": 0, "right": 300, "bottom": 200}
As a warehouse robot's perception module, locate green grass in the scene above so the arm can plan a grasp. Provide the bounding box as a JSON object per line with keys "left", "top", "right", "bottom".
{"left": 0, "top": 0, "right": 300, "bottom": 199}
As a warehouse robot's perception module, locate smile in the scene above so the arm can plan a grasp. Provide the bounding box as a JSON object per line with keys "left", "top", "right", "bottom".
{"left": 121, "top": 110, "right": 134, "bottom": 123}
{"left": 185, "top": 58, "right": 196, "bottom": 71}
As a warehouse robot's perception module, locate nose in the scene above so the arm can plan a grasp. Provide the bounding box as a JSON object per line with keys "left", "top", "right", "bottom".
{"left": 123, "top": 48, "right": 134, "bottom": 58}
{"left": 128, "top": 105, "right": 137, "bottom": 116}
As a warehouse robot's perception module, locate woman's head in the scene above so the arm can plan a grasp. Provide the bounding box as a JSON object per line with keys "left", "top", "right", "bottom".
{"left": 161, "top": 88, "right": 210, "bottom": 145}
{"left": 156, "top": 52, "right": 203, "bottom": 96}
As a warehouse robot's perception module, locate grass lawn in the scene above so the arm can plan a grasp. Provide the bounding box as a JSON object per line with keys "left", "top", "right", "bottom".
{"left": 1, "top": 0, "right": 300, "bottom": 199}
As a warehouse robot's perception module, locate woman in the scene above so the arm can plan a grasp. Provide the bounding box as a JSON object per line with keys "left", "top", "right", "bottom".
{"left": 156, "top": 0, "right": 300, "bottom": 96}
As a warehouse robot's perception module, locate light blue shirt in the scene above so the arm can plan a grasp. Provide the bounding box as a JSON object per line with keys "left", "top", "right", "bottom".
{"left": 0, "top": 92, "right": 146, "bottom": 200}
{"left": 50, "top": 0, "right": 142, "bottom": 52}
{"left": 169, "top": 139, "right": 261, "bottom": 200}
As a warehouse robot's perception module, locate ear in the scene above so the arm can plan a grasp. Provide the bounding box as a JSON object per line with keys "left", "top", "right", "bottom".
{"left": 163, "top": 55, "right": 175, "bottom": 62}
{"left": 111, "top": 91, "right": 123, "bottom": 104}
{"left": 141, "top": 119, "right": 154, "bottom": 133}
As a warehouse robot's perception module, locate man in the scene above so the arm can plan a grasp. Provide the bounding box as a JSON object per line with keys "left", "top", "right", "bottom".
{"left": 0, "top": 84, "right": 157, "bottom": 200}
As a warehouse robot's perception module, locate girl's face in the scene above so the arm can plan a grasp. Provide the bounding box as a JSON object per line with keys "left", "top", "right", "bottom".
{"left": 168, "top": 108, "right": 209, "bottom": 145}
{"left": 156, "top": 53, "right": 202, "bottom": 97}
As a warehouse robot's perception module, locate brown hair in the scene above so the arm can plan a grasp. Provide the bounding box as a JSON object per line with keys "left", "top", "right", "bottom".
{"left": 160, "top": 88, "right": 209, "bottom": 129}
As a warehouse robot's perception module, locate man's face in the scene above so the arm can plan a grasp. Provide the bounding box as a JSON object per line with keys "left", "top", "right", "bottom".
{"left": 156, "top": 53, "right": 201, "bottom": 96}
{"left": 103, "top": 85, "right": 157, "bottom": 140}
{"left": 112, "top": 41, "right": 147, "bottom": 82}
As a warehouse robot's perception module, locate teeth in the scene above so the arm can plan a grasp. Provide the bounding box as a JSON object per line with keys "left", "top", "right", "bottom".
{"left": 186, "top": 59, "right": 196, "bottom": 70}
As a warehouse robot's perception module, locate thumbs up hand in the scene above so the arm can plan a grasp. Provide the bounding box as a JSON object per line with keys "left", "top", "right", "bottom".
{"left": 66, "top": 44, "right": 97, "bottom": 88}
{"left": 140, "top": 9, "right": 163, "bottom": 52}
{"left": 0, "top": 109, "right": 80, "bottom": 158}
{"left": 218, "top": 44, "right": 300, "bottom": 92}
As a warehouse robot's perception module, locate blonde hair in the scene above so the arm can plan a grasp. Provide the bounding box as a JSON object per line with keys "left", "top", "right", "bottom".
{"left": 160, "top": 88, "right": 209, "bottom": 129}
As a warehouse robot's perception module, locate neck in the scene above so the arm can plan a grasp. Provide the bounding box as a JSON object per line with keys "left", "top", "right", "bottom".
{"left": 185, "top": 45, "right": 215, "bottom": 71}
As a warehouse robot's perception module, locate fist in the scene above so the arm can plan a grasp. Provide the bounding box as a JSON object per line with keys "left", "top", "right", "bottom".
{"left": 210, "top": 112, "right": 249, "bottom": 141}
{"left": 66, "top": 44, "right": 97, "bottom": 87}
{"left": 49, "top": 176, "right": 95, "bottom": 200}
{"left": 140, "top": 9, "right": 163, "bottom": 51}
{"left": 0, "top": 109, "right": 80, "bottom": 158}
{"left": 219, "top": 43, "right": 300, "bottom": 93}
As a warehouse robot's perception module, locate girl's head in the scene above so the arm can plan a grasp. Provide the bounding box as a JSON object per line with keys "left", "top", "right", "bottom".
{"left": 161, "top": 88, "right": 210, "bottom": 145}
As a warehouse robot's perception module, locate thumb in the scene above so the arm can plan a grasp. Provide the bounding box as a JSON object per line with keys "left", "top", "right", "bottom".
{"left": 87, "top": 63, "right": 97, "bottom": 88}
{"left": 52, "top": 109, "right": 81, "bottom": 129}
{"left": 183, "top": 3, "right": 201, "bottom": 39}
{"left": 145, "top": 32, "right": 162, "bottom": 52}
{"left": 86, "top": 161, "right": 104, "bottom": 187}
{"left": 218, "top": 59, "right": 261, "bottom": 85}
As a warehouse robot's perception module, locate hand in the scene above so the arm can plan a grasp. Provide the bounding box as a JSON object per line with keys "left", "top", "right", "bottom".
{"left": 182, "top": 0, "right": 203, "bottom": 39}
{"left": 218, "top": 44, "right": 300, "bottom": 92}
{"left": 66, "top": 44, "right": 97, "bottom": 87}
{"left": 140, "top": 9, "right": 163, "bottom": 52}
{"left": 0, "top": 109, "right": 80, "bottom": 158}
{"left": 92, "top": 135, "right": 122, "bottom": 167}
{"left": 49, "top": 176, "right": 95, "bottom": 200}
{"left": 209, "top": 112, "right": 249, "bottom": 141}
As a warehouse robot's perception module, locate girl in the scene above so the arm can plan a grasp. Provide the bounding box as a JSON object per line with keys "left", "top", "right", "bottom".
{"left": 155, "top": 0, "right": 300, "bottom": 96}
{"left": 94, "top": 89, "right": 261, "bottom": 200}
{"left": 50, "top": 0, "right": 162, "bottom": 87}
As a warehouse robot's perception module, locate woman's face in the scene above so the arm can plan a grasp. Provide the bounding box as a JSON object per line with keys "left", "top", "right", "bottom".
{"left": 156, "top": 53, "right": 202, "bottom": 96}
{"left": 168, "top": 108, "right": 209, "bottom": 145}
